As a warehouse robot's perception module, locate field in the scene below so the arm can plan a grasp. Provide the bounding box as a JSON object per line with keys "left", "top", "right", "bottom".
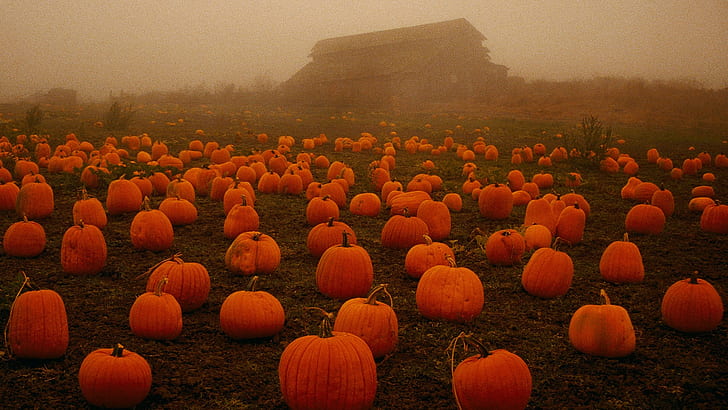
{"left": 0, "top": 103, "right": 726, "bottom": 409}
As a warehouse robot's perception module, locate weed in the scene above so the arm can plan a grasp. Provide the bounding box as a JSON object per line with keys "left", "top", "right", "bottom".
{"left": 564, "top": 115, "right": 616, "bottom": 164}
{"left": 25, "top": 104, "right": 43, "bottom": 133}
{"left": 104, "top": 101, "right": 135, "bottom": 130}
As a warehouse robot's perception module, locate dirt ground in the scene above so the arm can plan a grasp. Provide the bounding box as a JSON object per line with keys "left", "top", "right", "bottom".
{"left": 1, "top": 106, "right": 726, "bottom": 409}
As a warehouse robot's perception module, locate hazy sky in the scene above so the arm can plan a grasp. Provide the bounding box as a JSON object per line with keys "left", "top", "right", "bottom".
{"left": 2, "top": 0, "right": 727, "bottom": 100}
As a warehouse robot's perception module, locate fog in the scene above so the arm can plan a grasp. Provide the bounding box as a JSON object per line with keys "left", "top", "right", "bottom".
{"left": 2, "top": 0, "right": 727, "bottom": 101}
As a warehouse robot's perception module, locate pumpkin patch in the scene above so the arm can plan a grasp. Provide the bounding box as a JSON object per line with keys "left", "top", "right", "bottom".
{"left": 0, "top": 107, "right": 725, "bottom": 409}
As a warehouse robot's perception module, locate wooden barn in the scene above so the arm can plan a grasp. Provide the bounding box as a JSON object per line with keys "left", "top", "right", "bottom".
{"left": 280, "top": 18, "right": 508, "bottom": 106}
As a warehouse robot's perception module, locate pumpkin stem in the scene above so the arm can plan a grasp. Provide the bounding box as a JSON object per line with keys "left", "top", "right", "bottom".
{"left": 689, "top": 270, "right": 700, "bottom": 284}
{"left": 135, "top": 252, "right": 183, "bottom": 280}
{"left": 154, "top": 277, "right": 168, "bottom": 296}
{"left": 422, "top": 234, "right": 433, "bottom": 246}
{"left": 445, "top": 254, "right": 457, "bottom": 267}
{"left": 326, "top": 217, "right": 335, "bottom": 227}
{"left": 448, "top": 332, "right": 492, "bottom": 410}
{"left": 305, "top": 307, "right": 335, "bottom": 338}
{"left": 247, "top": 275, "right": 260, "bottom": 292}
{"left": 341, "top": 231, "right": 351, "bottom": 247}
{"left": 600, "top": 289, "right": 611, "bottom": 305}
{"left": 4, "top": 271, "right": 32, "bottom": 358}
{"left": 622, "top": 232, "right": 630, "bottom": 242}
{"left": 364, "top": 284, "right": 394, "bottom": 308}
{"left": 111, "top": 343, "right": 125, "bottom": 357}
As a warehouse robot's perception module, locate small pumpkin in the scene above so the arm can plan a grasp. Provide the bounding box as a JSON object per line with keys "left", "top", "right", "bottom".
{"left": 130, "top": 198, "right": 174, "bottom": 252}
{"left": 143, "top": 253, "right": 211, "bottom": 312}
{"left": 661, "top": 272, "right": 724, "bottom": 333}
{"left": 381, "top": 209, "right": 429, "bottom": 249}
{"left": 78, "top": 344, "right": 152, "bottom": 408}
{"left": 625, "top": 203, "right": 665, "bottom": 235}
{"left": 225, "top": 231, "right": 281, "bottom": 276}
{"left": 61, "top": 220, "right": 107, "bottom": 275}
{"left": 485, "top": 229, "right": 526, "bottom": 266}
{"left": 521, "top": 242, "right": 573, "bottom": 298}
{"left": 306, "top": 217, "right": 357, "bottom": 257}
{"left": 3, "top": 215, "right": 46, "bottom": 257}
{"left": 333, "top": 284, "right": 399, "bottom": 358}
{"left": 568, "top": 289, "right": 636, "bottom": 358}
{"left": 6, "top": 274, "right": 69, "bottom": 359}
{"left": 129, "top": 278, "right": 183, "bottom": 340}
{"left": 220, "top": 276, "right": 286, "bottom": 339}
{"left": 700, "top": 202, "right": 728, "bottom": 234}
{"left": 404, "top": 234, "right": 455, "bottom": 279}
{"left": 451, "top": 332, "right": 532, "bottom": 410}
{"left": 416, "top": 256, "right": 484, "bottom": 322}
{"left": 599, "top": 233, "right": 644, "bottom": 283}
{"left": 316, "top": 232, "right": 374, "bottom": 299}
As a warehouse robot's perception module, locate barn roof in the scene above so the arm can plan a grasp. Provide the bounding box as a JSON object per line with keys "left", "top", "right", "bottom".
{"left": 310, "top": 18, "right": 485, "bottom": 56}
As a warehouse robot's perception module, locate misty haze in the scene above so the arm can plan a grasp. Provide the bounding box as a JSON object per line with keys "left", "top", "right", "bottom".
{"left": 1, "top": 1, "right": 727, "bottom": 102}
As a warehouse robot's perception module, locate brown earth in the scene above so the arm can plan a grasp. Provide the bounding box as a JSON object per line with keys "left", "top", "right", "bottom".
{"left": 1, "top": 106, "right": 726, "bottom": 409}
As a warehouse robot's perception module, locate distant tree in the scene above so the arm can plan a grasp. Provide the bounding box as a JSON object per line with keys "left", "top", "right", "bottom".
{"left": 25, "top": 104, "right": 44, "bottom": 133}
{"left": 104, "top": 101, "right": 135, "bottom": 131}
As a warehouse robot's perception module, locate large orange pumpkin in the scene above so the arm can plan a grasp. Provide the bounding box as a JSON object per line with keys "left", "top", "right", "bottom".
{"left": 78, "top": 344, "right": 152, "bottom": 408}
{"left": 279, "top": 313, "right": 377, "bottom": 410}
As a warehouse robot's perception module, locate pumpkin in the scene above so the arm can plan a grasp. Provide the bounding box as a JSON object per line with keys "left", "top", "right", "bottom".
{"left": 15, "top": 177, "right": 54, "bottom": 219}
{"left": 225, "top": 231, "right": 281, "bottom": 275}
{"left": 61, "top": 221, "right": 107, "bottom": 275}
{"left": 388, "top": 190, "right": 432, "bottom": 216}
{"left": 620, "top": 177, "right": 642, "bottom": 200}
{"left": 524, "top": 196, "right": 557, "bottom": 234}
{"left": 625, "top": 203, "right": 665, "bottom": 234}
{"left": 404, "top": 234, "right": 455, "bottom": 279}
{"left": 316, "top": 232, "right": 374, "bottom": 299}
{"left": 166, "top": 176, "right": 196, "bottom": 202}
{"left": 599, "top": 233, "right": 644, "bottom": 283}
{"left": 521, "top": 244, "right": 573, "bottom": 298}
{"left": 143, "top": 253, "right": 211, "bottom": 312}
{"left": 129, "top": 278, "right": 183, "bottom": 340}
{"left": 523, "top": 223, "right": 552, "bottom": 251}
{"left": 568, "top": 289, "right": 636, "bottom": 358}
{"left": 78, "top": 344, "right": 152, "bottom": 408}
{"left": 220, "top": 276, "right": 286, "bottom": 339}
{"left": 223, "top": 180, "right": 256, "bottom": 213}
{"left": 158, "top": 195, "right": 198, "bottom": 226}
{"left": 506, "top": 169, "right": 526, "bottom": 191}
{"left": 442, "top": 192, "right": 463, "bottom": 212}
{"left": 106, "top": 176, "right": 143, "bottom": 215}
{"left": 555, "top": 204, "right": 586, "bottom": 245}
{"left": 305, "top": 195, "right": 340, "bottom": 225}
{"left": 478, "top": 182, "right": 513, "bottom": 220}
{"left": 661, "top": 272, "right": 724, "bottom": 333}
{"left": 650, "top": 185, "right": 674, "bottom": 217}
{"left": 416, "top": 199, "right": 451, "bottom": 240}
{"left": 278, "top": 312, "right": 377, "bottom": 410}
{"left": 688, "top": 196, "right": 715, "bottom": 213}
{"left": 485, "top": 229, "right": 526, "bottom": 266}
{"left": 3, "top": 215, "right": 46, "bottom": 257}
{"left": 7, "top": 276, "right": 68, "bottom": 359}
{"left": 700, "top": 203, "right": 728, "bottom": 234}
{"left": 130, "top": 175, "right": 154, "bottom": 198}
{"left": 381, "top": 209, "right": 429, "bottom": 249}
{"left": 691, "top": 185, "right": 715, "bottom": 198}
{"left": 451, "top": 333, "right": 532, "bottom": 410}
{"left": 130, "top": 198, "right": 174, "bottom": 252}
{"left": 320, "top": 181, "right": 347, "bottom": 208}
{"left": 416, "top": 256, "right": 484, "bottom": 322}
{"left": 72, "top": 188, "right": 107, "bottom": 228}
{"left": 561, "top": 192, "right": 590, "bottom": 218}
{"left": 349, "top": 192, "right": 381, "bottom": 217}
{"left": 306, "top": 217, "right": 357, "bottom": 257}
{"left": 333, "top": 284, "right": 399, "bottom": 358}
{"left": 633, "top": 181, "right": 660, "bottom": 202}
{"left": 223, "top": 195, "right": 260, "bottom": 239}
{"left": 0, "top": 179, "right": 20, "bottom": 211}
